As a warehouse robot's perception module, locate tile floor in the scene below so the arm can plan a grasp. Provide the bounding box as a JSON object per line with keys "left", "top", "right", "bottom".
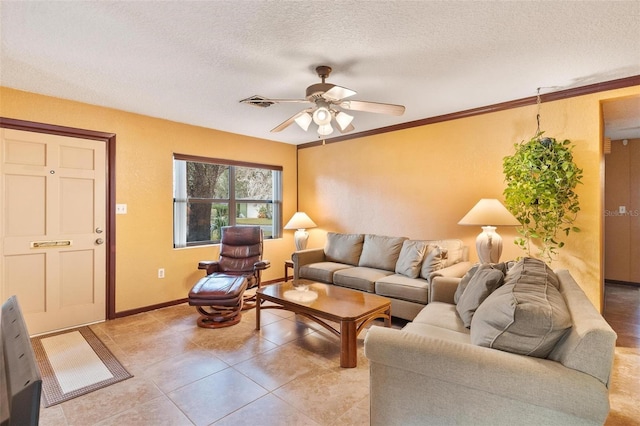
{"left": 37, "top": 284, "right": 639, "bottom": 426}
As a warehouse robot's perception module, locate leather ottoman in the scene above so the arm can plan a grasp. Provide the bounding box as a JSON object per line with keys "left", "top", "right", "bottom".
{"left": 188, "top": 274, "right": 248, "bottom": 328}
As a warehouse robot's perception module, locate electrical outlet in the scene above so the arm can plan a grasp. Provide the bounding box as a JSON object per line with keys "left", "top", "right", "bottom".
{"left": 158, "top": 268, "right": 165, "bottom": 279}
{"left": 116, "top": 204, "right": 127, "bottom": 214}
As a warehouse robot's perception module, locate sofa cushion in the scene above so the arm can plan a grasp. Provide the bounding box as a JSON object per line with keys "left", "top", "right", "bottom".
{"left": 470, "top": 258, "right": 572, "bottom": 358}
{"left": 419, "top": 245, "right": 447, "bottom": 279}
{"left": 299, "top": 262, "right": 353, "bottom": 283}
{"left": 412, "top": 301, "right": 468, "bottom": 333}
{"left": 427, "top": 239, "right": 465, "bottom": 267}
{"left": 359, "top": 234, "right": 407, "bottom": 271}
{"left": 334, "top": 267, "right": 394, "bottom": 293}
{"left": 455, "top": 264, "right": 505, "bottom": 327}
{"left": 325, "top": 233, "right": 364, "bottom": 266}
{"left": 375, "top": 274, "right": 429, "bottom": 304}
{"left": 395, "top": 240, "right": 428, "bottom": 278}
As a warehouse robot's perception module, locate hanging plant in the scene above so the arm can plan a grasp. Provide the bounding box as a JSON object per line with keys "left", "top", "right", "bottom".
{"left": 502, "top": 131, "right": 583, "bottom": 261}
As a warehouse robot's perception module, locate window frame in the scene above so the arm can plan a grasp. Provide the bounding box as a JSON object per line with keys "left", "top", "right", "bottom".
{"left": 173, "top": 153, "right": 283, "bottom": 248}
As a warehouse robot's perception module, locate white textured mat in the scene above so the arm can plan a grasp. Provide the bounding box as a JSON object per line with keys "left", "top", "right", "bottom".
{"left": 31, "top": 326, "right": 132, "bottom": 407}
{"left": 40, "top": 331, "right": 113, "bottom": 394}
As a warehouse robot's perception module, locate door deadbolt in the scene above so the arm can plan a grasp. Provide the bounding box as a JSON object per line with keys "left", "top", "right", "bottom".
{"left": 96, "top": 227, "right": 103, "bottom": 234}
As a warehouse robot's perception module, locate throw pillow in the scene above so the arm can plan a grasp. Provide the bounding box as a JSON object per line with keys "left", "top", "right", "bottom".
{"left": 470, "top": 258, "right": 572, "bottom": 358}
{"left": 358, "top": 234, "right": 407, "bottom": 271}
{"left": 455, "top": 265, "right": 505, "bottom": 327}
{"left": 325, "top": 233, "right": 364, "bottom": 266}
{"left": 454, "top": 264, "right": 480, "bottom": 304}
{"left": 395, "top": 240, "right": 429, "bottom": 279}
{"left": 419, "top": 245, "right": 448, "bottom": 280}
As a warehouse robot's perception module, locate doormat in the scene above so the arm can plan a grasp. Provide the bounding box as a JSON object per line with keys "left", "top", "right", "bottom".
{"left": 30, "top": 326, "right": 133, "bottom": 407}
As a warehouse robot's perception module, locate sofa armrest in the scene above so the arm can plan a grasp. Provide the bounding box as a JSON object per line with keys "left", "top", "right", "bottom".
{"left": 364, "top": 327, "right": 610, "bottom": 423}
{"left": 291, "top": 248, "right": 326, "bottom": 279}
{"left": 428, "top": 260, "right": 472, "bottom": 282}
{"left": 430, "top": 276, "right": 460, "bottom": 303}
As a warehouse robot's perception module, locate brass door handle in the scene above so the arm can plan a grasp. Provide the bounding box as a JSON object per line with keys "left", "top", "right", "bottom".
{"left": 95, "top": 238, "right": 104, "bottom": 245}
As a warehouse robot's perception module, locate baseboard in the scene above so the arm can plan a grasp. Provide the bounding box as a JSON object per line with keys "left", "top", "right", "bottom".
{"left": 605, "top": 279, "right": 640, "bottom": 287}
{"left": 113, "top": 276, "right": 288, "bottom": 318}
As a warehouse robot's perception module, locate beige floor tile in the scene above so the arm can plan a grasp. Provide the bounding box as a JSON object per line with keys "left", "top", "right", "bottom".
{"left": 142, "top": 349, "right": 229, "bottom": 393}
{"left": 258, "top": 316, "right": 314, "bottom": 345}
{"left": 168, "top": 368, "right": 267, "bottom": 426}
{"left": 213, "top": 393, "right": 320, "bottom": 426}
{"left": 273, "top": 365, "right": 370, "bottom": 425}
{"left": 233, "top": 342, "right": 332, "bottom": 391}
{"left": 59, "top": 376, "right": 163, "bottom": 425}
{"left": 94, "top": 395, "right": 193, "bottom": 426}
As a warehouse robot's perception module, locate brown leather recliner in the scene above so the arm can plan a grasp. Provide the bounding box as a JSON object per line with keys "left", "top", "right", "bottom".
{"left": 197, "top": 225, "right": 270, "bottom": 309}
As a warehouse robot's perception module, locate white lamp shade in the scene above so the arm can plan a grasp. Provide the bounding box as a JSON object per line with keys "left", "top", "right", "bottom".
{"left": 294, "top": 112, "right": 312, "bottom": 131}
{"left": 284, "top": 212, "right": 317, "bottom": 230}
{"left": 335, "top": 111, "right": 354, "bottom": 131}
{"left": 312, "top": 106, "right": 332, "bottom": 125}
{"left": 458, "top": 199, "right": 520, "bottom": 226}
{"left": 317, "top": 123, "right": 334, "bottom": 136}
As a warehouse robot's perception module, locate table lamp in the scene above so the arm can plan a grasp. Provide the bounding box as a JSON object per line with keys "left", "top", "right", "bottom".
{"left": 458, "top": 199, "right": 520, "bottom": 263}
{"left": 284, "top": 212, "right": 317, "bottom": 250}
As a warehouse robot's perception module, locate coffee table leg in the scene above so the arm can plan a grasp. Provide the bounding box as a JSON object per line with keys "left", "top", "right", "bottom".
{"left": 340, "top": 320, "right": 357, "bottom": 368}
{"left": 384, "top": 306, "right": 391, "bottom": 327}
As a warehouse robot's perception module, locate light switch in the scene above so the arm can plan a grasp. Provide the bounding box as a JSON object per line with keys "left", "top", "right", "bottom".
{"left": 116, "top": 204, "right": 127, "bottom": 214}
{"left": 619, "top": 206, "right": 626, "bottom": 214}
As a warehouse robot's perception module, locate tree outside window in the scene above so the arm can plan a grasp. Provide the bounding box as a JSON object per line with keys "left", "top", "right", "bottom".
{"left": 174, "top": 155, "right": 282, "bottom": 247}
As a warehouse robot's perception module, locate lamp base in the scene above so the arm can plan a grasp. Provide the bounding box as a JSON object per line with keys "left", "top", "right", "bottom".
{"left": 476, "top": 226, "right": 503, "bottom": 264}
{"left": 294, "top": 229, "right": 309, "bottom": 251}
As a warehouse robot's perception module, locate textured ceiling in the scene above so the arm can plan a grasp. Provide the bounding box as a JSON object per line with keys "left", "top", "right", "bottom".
{"left": 1, "top": 1, "right": 639, "bottom": 144}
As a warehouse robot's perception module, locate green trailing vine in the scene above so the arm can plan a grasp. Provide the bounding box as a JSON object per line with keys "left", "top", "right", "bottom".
{"left": 502, "top": 131, "right": 583, "bottom": 261}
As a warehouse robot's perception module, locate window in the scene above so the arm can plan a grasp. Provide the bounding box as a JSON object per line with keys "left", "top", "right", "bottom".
{"left": 173, "top": 154, "right": 282, "bottom": 247}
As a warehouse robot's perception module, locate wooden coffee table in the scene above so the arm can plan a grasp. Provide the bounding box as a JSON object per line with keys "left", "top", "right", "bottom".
{"left": 256, "top": 280, "right": 391, "bottom": 368}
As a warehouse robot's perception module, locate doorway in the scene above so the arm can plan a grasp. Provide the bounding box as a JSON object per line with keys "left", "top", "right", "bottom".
{"left": 602, "top": 95, "right": 640, "bottom": 286}
{"left": 0, "top": 118, "right": 116, "bottom": 335}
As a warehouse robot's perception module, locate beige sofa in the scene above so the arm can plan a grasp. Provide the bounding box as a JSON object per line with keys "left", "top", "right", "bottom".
{"left": 365, "top": 258, "right": 617, "bottom": 425}
{"left": 292, "top": 232, "right": 472, "bottom": 320}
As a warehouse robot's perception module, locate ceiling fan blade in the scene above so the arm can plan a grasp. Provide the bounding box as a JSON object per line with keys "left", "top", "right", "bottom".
{"left": 270, "top": 109, "right": 312, "bottom": 132}
{"left": 338, "top": 123, "right": 355, "bottom": 134}
{"left": 340, "top": 100, "right": 405, "bottom": 116}
{"left": 323, "top": 85, "right": 357, "bottom": 101}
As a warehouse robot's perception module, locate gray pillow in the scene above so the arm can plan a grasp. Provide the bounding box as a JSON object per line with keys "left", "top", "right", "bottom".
{"left": 470, "top": 258, "right": 572, "bottom": 358}
{"left": 395, "top": 240, "right": 428, "bottom": 278}
{"left": 454, "top": 264, "right": 480, "bottom": 304}
{"left": 325, "top": 233, "right": 364, "bottom": 266}
{"left": 420, "top": 245, "right": 448, "bottom": 279}
{"left": 359, "top": 234, "right": 407, "bottom": 271}
{"left": 456, "top": 265, "right": 505, "bottom": 327}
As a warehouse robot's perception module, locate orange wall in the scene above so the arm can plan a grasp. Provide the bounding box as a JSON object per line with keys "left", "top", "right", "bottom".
{"left": 605, "top": 137, "right": 640, "bottom": 283}
{"left": 0, "top": 87, "right": 298, "bottom": 313}
{"left": 298, "top": 85, "right": 640, "bottom": 311}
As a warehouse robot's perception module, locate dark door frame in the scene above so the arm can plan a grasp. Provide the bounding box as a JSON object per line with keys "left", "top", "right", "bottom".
{"left": 0, "top": 117, "right": 117, "bottom": 320}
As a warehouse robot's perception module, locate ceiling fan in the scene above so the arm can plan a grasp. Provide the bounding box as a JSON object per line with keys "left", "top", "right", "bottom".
{"left": 240, "top": 65, "right": 405, "bottom": 137}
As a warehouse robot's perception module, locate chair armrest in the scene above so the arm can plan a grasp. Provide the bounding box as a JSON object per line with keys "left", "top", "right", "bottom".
{"left": 198, "top": 260, "right": 221, "bottom": 275}
{"left": 364, "top": 327, "right": 609, "bottom": 420}
{"left": 429, "top": 276, "right": 460, "bottom": 303}
{"left": 254, "top": 260, "right": 270, "bottom": 271}
{"left": 428, "top": 261, "right": 472, "bottom": 282}
{"left": 291, "top": 248, "right": 326, "bottom": 279}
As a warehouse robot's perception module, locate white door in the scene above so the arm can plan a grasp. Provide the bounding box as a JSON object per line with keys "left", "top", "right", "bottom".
{"left": 1, "top": 128, "right": 106, "bottom": 335}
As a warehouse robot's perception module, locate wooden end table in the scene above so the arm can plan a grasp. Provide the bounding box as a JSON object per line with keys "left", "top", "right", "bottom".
{"left": 256, "top": 280, "right": 391, "bottom": 368}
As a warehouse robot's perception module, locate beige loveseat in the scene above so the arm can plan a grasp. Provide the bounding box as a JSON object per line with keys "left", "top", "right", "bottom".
{"left": 292, "top": 232, "right": 472, "bottom": 320}
{"left": 365, "top": 258, "right": 617, "bottom": 425}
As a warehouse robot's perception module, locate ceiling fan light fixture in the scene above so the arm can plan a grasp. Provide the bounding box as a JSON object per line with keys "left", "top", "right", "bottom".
{"left": 294, "top": 112, "right": 312, "bottom": 131}
{"left": 335, "top": 111, "right": 354, "bottom": 131}
{"left": 317, "top": 123, "right": 333, "bottom": 136}
{"left": 313, "top": 104, "right": 332, "bottom": 126}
